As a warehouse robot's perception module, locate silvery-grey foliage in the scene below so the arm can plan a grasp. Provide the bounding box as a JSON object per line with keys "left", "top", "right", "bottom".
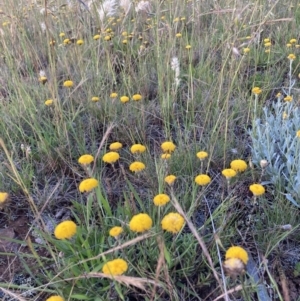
{"left": 250, "top": 101, "right": 300, "bottom": 207}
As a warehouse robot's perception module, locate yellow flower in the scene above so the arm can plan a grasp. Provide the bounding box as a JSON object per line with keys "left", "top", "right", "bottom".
{"left": 110, "top": 92, "right": 118, "bottom": 98}
{"left": 39, "top": 76, "right": 47, "bottom": 84}
{"left": 290, "top": 38, "right": 297, "bottom": 44}
{"left": 196, "top": 151, "right": 208, "bottom": 160}
{"left": 276, "top": 92, "right": 282, "bottom": 98}
{"left": 263, "top": 38, "right": 270, "bottom": 43}
{"left": 91, "top": 96, "right": 99, "bottom": 102}
{"left": 249, "top": 183, "right": 265, "bottom": 196}
{"left": 78, "top": 154, "right": 94, "bottom": 165}
{"left": 54, "top": 220, "right": 77, "bottom": 240}
{"left": 109, "top": 226, "right": 123, "bottom": 237}
{"left": 132, "top": 94, "right": 142, "bottom": 101}
{"left": 122, "top": 39, "right": 128, "bottom": 44}
{"left": 46, "top": 296, "right": 65, "bottom": 301}
{"left": 130, "top": 144, "right": 146, "bottom": 154}
{"left": 221, "top": 168, "right": 237, "bottom": 179}
{"left": 288, "top": 54, "right": 296, "bottom": 60}
{"left": 76, "top": 39, "right": 84, "bottom": 45}
{"left": 129, "top": 161, "right": 145, "bottom": 172}
{"left": 120, "top": 96, "right": 129, "bottom": 103}
{"left": 230, "top": 159, "right": 247, "bottom": 172}
{"left": 109, "top": 142, "right": 123, "bottom": 151}
{"left": 225, "top": 246, "right": 248, "bottom": 265}
{"left": 297, "top": 130, "right": 300, "bottom": 137}
{"left": 0, "top": 192, "right": 9, "bottom": 204}
{"left": 176, "top": 33, "right": 182, "bottom": 38}
{"left": 185, "top": 44, "right": 192, "bottom": 50}
{"left": 102, "top": 258, "right": 128, "bottom": 275}
{"left": 93, "top": 34, "right": 101, "bottom": 40}
{"left": 104, "top": 35, "right": 111, "bottom": 41}
{"left": 59, "top": 32, "right": 65, "bottom": 37}
{"left": 284, "top": 95, "right": 293, "bottom": 102}
{"left": 129, "top": 213, "right": 153, "bottom": 232}
{"left": 63, "top": 80, "right": 74, "bottom": 88}
{"left": 252, "top": 87, "right": 262, "bottom": 95}
{"left": 161, "top": 141, "right": 176, "bottom": 153}
{"left": 164, "top": 175, "right": 176, "bottom": 185}
{"left": 265, "top": 49, "right": 270, "bottom": 53}
{"left": 243, "top": 47, "right": 250, "bottom": 54}
{"left": 45, "top": 99, "right": 53, "bottom": 106}
{"left": 286, "top": 43, "right": 292, "bottom": 48}
{"left": 161, "top": 212, "right": 185, "bottom": 233}
{"left": 195, "top": 174, "right": 211, "bottom": 186}
{"left": 63, "top": 38, "right": 71, "bottom": 45}
{"left": 161, "top": 153, "right": 171, "bottom": 159}
{"left": 102, "top": 151, "right": 120, "bottom": 164}
{"left": 153, "top": 193, "right": 170, "bottom": 206}
{"left": 79, "top": 178, "right": 99, "bottom": 192}
{"left": 264, "top": 42, "right": 271, "bottom": 47}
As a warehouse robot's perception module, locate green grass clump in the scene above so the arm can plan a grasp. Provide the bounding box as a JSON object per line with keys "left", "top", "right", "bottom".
{"left": 0, "top": 0, "right": 300, "bottom": 300}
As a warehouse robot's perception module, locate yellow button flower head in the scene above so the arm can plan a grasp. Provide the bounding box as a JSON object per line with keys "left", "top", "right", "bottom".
{"left": 110, "top": 92, "right": 118, "bottom": 98}
{"left": 130, "top": 144, "right": 146, "bottom": 154}
{"left": 39, "top": 76, "right": 47, "bottom": 84}
{"left": 286, "top": 43, "right": 292, "bottom": 48}
{"left": 109, "top": 142, "right": 122, "bottom": 151}
{"left": 263, "top": 38, "right": 270, "bottom": 43}
{"left": 284, "top": 95, "right": 293, "bottom": 102}
{"left": 195, "top": 174, "right": 211, "bottom": 186}
{"left": 63, "top": 80, "right": 74, "bottom": 88}
{"left": 164, "top": 175, "right": 176, "bottom": 185}
{"left": 104, "top": 35, "right": 111, "bottom": 41}
{"left": 161, "top": 141, "right": 176, "bottom": 153}
{"left": 59, "top": 32, "right": 65, "bottom": 37}
{"left": 243, "top": 47, "right": 250, "bottom": 54}
{"left": 91, "top": 96, "right": 99, "bottom": 102}
{"left": 45, "top": 99, "right": 53, "bottom": 106}
{"left": 109, "top": 226, "right": 123, "bottom": 237}
{"left": 54, "top": 220, "right": 77, "bottom": 240}
{"left": 102, "top": 151, "right": 120, "bottom": 164}
{"left": 161, "top": 212, "right": 185, "bottom": 233}
{"left": 288, "top": 53, "right": 296, "bottom": 61}
{"left": 252, "top": 87, "right": 262, "bottom": 95}
{"left": 290, "top": 38, "right": 297, "bottom": 44}
{"left": 264, "top": 42, "right": 271, "bottom": 47}
{"left": 132, "top": 94, "right": 142, "bottom": 101}
{"left": 63, "top": 38, "right": 71, "bottom": 45}
{"left": 222, "top": 168, "right": 237, "bottom": 179}
{"left": 78, "top": 154, "right": 94, "bottom": 165}
{"left": 129, "top": 213, "right": 153, "bottom": 233}
{"left": 230, "top": 159, "right": 247, "bottom": 172}
{"left": 153, "top": 193, "right": 170, "bottom": 206}
{"left": 93, "top": 34, "right": 101, "bottom": 40}
{"left": 161, "top": 153, "right": 171, "bottom": 159}
{"left": 297, "top": 130, "right": 300, "bottom": 137}
{"left": 120, "top": 96, "right": 129, "bottom": 103}
{"left": 196, "top": 151, "right": 208, "bottom": 160}
{"left": 79, "top": 178, "right": 99, "bottom": 192}
{"left": 0, "top": 192, "right": 9, "bottom": 204}
{"left": 102, "top": 258, "right": 128, "bottom": 275}
{"left": 225, "top": 246, "right": 248, "bottom": 265}
{"left": 249, "top": 183, "right": 265, "bottom": 196}
{"left": 76, "top": 39, "right": 84, "bottom": 45}
{"left": 185, "top": 44, "right": 192, "bottom": 50}
{"left": 129, "top": 161, "right": 146, "bottom": 172}
{"left": 176, "top": 33, "right": 182, "bottom": 38}
{"left": 46, "top": 296, "right": 65, "bottom": 301}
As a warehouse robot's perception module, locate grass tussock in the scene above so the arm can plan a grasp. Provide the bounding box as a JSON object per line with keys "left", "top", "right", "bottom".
{"left": 1, "top": 0, "right": 300, "bottom": 300}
